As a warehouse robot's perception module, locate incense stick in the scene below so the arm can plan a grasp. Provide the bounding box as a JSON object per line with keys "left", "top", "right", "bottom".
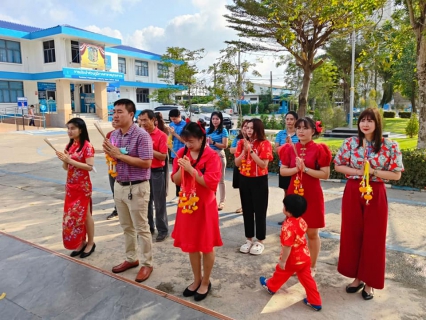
{"left": 93, "top": 122, "right": 107, "bottom": 139}
{"left": 168, "top": 145, "right": 180, "bottom": 159}
{"left": 43, "top": 138, "right": 58, "bottom": 152}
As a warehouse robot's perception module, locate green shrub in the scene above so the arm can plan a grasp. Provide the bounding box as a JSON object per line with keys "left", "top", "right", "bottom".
{"left": 383, "top": 111, "right": 396, "bottom": 118}
{"left": 399, "top": 111, "right": 412, "bottom": 119}
{"left": 405, "top": 114, "right": 419, "bottom": 138}
{"left": 269, "top": 115, "right": 279, "bottom": 129}
{"left": 225, "top": 146, "right": 426, "bottom": 190}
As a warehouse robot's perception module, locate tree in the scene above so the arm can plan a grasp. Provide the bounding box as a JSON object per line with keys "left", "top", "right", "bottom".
{"left": 399, "top": 0, "right": 426, "bottom": 148}
{"left": 324, "top": 38, "right": 367, "bottom": 114}
{"left": 150, "top": 47, "right": 205, "bottom": 106}
{"left": 387, "top": 9, "right": 418, "bottom": 113}
{"left": 207, "top": 45, "right": 261, "bottom": 116}
{"left": 224, "top": 0, "right": 387, "bottom": 117}
{"left": 406, "top": 113, "right": 419, "bottom": 138}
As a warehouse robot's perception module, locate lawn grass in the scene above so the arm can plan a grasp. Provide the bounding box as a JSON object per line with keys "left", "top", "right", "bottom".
{"left": 383, "top": 118, "right": 409, "bottom": 134}
{"left": 316, "top": 136, "right": 418, "bottom": 150}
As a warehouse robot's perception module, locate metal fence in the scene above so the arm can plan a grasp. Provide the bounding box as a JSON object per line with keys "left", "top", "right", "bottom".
{"left": 0, "top": 106, "right": 46, "bottom": 129}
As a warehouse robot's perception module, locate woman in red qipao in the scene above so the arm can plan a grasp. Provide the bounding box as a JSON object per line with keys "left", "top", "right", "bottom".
{"left": 279, "top": 117, "right": 331, "bottom": 276}
{"left": 171, "top": 122, "right": 223, "bottom": 302}
{"left": 56, "top": 118, "right": 96, "bottom": 258}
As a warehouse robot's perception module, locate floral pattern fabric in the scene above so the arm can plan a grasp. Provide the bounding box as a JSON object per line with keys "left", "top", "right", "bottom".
{"left": 235, "top": 139, "right": 273, "bottom": 177}
{"left": 333, "top": 137, "right": 404, "bottom": 182}
{"left": 280, "top": 217, "right": 311, "bottom": 267}
{"left": 63, "top": 140, "right": 94, "bottom": 250}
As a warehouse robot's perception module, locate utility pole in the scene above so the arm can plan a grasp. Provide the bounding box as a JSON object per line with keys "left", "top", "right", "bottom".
{"left": 213, "top": 63, "right": 217, "bottom": 89}
{"left": 270, "top": 71, "right": 273, "bottom": 100}
{"left": 349, "top": 30, "right": 356, "bottom": 129}
{"left": 237, "top": 47, "right": 241, "bottom": 116}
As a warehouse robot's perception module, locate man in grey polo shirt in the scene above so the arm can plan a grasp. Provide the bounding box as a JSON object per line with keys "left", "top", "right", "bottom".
{"left": 103, "top": 98, "right": 154, "bottom": 282}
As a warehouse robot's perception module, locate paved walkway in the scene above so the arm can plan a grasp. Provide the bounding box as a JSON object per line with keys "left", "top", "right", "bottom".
{"left": 0, "top": 128, "right": 425, "bottom": 319}
{"left": 0, "top": 232, "right": 228, "bottom": 320}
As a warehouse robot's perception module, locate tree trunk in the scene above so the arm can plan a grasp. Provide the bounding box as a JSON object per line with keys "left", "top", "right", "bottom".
{"left": 411, "top": 80, "right": 417, "bottom": 113}
{"left": 417, "top": 30, "right": 426, "bottom": 149}
{"left": 298, "top": 68, "right": 312, "bottom": 117}
{"left": 342, "top": 80, "right": 350, "bottom": 115}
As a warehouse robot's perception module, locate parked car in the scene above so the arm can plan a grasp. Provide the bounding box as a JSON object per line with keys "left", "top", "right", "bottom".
{"left": 188, "top": 104, "right": 234, "bottom": 130}
{"left": 154, "top": 105, "right": 188, "bottom": 122}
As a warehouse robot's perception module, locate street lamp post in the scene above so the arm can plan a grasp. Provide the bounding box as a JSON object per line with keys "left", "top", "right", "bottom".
{"left": 349, "top": 30, "right": 356, "bottom": 129}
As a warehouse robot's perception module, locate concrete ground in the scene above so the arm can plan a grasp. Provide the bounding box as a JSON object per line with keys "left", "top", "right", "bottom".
{"left": 0, "top": 127, "right": 425, "bottom": 319}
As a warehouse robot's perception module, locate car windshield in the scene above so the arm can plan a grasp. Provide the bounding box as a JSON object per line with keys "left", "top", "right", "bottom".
{"left": 200, "top": 106, "right": 215, "bottom": 113}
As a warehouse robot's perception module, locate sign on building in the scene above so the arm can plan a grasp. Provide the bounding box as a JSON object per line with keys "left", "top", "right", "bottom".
{"left": 79, "top": 43, "right": 106, "bottom": 70}
{"left": 17, "top": 97, "right": 28, "bottom": 108}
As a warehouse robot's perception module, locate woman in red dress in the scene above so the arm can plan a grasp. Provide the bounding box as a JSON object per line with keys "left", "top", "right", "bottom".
{"left": 56, "top": 118, "right": 96, "bottom": 258}
{"left": 171, "top": 122, "right": 223, "bottom": 302}
{"left": 279, "top": 117, "right": 331, "bottom": 276}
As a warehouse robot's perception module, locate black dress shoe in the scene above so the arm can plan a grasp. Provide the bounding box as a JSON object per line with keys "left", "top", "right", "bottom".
{"left": 156, "top": 233, "right": 169, "bottom": 242}
{"left": 70, "top": 244, "right": 86, "bottom": 257}
{"left": 194, "top": 282, "right": 211, "bottom": 301}
{"left": 80, "top": 243, "right": 96, "bottom": 258}
{"left": 278, "top": 220, "right": 284, "bottom": 226}
{"left": 345, "top": 282, "right": 365, "bottom": 293}
{"left": 362, "top": 286, "right": 374, "bottom": 300}
{"left": 183, "top": 283, "right": 201, "bottom": 297}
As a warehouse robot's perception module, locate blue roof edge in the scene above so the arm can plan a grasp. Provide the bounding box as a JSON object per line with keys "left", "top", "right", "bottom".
{"left": 106, "top": 47, "right": 183, "bottom": 65}
{"left": 25, "top": 26, "right": 121, "bottom": 45}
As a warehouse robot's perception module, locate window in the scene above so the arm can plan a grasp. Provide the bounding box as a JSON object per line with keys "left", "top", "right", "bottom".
{"left": 71, "top": 40, "right": 80, "bottom": 63}
{"left": 135, "top": 60, "right": 149, "bottom": 77}
{"left": 83, "top": 84, "right": 92, "bottom": 93}
{"left": 0, "top": 39, "right": 22, "bottom": 64}
{"left": 157, "top": 64, "right": 169, "bottom": 78}
{"left": 136, "top": 88, "right": 150, "bottom": 103}
{"left": 0, "top": 81, "right": 24, "bottom": 103}
{"left": 43, "top": 40, "right": 56, "bottom": 63}
{"left": 118, "top": 57, "right": 126, "bottom": 74}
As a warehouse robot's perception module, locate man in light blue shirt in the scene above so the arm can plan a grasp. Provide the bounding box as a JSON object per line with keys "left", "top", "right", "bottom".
{"left": 168, "top": 109, "right": 187, "bottom": 199}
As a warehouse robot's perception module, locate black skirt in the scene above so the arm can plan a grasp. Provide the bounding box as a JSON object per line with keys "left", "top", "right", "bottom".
{"left": 278, "top": 174, "right": 291, "bottom": 190}
{"left": 232, "top": 166, "right": 240, "bottom": 189}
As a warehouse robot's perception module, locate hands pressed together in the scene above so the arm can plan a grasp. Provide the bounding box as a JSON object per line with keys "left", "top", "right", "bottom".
{"left": 102, "top": 139, "right": 121, "bottom": 159}
{"left": 178, "top": 155, "right": 194, "bottom": 173}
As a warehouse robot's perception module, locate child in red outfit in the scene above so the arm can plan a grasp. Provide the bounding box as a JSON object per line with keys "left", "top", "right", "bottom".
{"left": 259, "top": 194, "right": 322, "bottom": 311}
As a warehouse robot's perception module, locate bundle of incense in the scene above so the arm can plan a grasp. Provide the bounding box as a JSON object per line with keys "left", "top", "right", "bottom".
{"left": 292, "top": 142, "right": 298, "bottom": 157}
{"left": 93, "top": 122, "right": 107, "bottom": 139}
{"left": 168, "top": 145, "right": 180, "bottom": 159}
{"left": 43, "top": 138, "right": 58, "bottom": 152}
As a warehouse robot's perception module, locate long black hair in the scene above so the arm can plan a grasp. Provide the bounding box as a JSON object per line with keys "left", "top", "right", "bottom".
{"left": 207, "top": 111, "right": 224, "bottom": 134}
{"left": 236, "top": 119, "right": 249, "bottom": 139}
{"left": 181, "top": 122, "right": 207, "bottom": 168}
{"left": 154, "top": 111, "right": 166, "bottom": 133}
{"left": 66, "top": 118, "right": 90, "bottom": 152}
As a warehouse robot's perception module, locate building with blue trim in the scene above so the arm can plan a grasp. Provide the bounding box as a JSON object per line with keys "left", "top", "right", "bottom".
{"left": 0, "top": 20, "right": 177, "bottom": 126}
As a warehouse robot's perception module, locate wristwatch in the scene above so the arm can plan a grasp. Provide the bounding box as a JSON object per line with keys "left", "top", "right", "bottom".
{"left": 250, "top": 150, "right": 254, "bottom": 154}
{"left": 212, "top": 141, "right": 216, "bottom": 145}
{"left": 304, "top": 167, "right": 309, "bottom": 173}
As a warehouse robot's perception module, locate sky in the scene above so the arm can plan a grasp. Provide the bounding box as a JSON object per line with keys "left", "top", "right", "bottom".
{"left": 0, "top": 0, "right": 287, "bottom": 86}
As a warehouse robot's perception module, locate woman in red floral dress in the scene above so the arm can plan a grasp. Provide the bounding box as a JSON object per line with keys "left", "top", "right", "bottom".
{"left": 56, "top": 118, "right": 96, "bottom": 258}
{"left": 279, "top": 117, "right": 331, "bottom": 276}
{"left": 334, "top": 108, "right": 403, "bottom": 300}
{"left": 171, "top": 122, "right": 223, "bottom": 302}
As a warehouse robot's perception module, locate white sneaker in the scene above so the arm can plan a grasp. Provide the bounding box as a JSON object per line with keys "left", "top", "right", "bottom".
{"left": 249, "top": 241, "right": 265, "bottom": 255}
{"left": 240, "top": 240, "right": 253, "bottom": 253}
